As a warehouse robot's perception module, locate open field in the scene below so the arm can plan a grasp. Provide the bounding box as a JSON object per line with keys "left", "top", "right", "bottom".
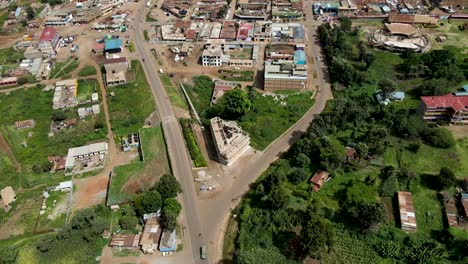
{"left": 160, "top": 74, "right": 188, "bottom": 110}
{"left": 77, "top": 78, "right": 99, "bottom": 102}
{"left": 77, "top": 65, "right": 97, "bottom": 77}
{"left": 0, "top": 87, "right": 107, "bottom": 187}
{"left": 0, "top": 151, "right": 19, "bottom": 190}
{"left": 107, "top": 126, "right": 170, "bottom": 205}
{"left": 35, "top": 191, "right": 68, "bottom": 232}
{"left": 50, "top": 58, "right": 80, "bottom": 79}
{"left": 219, "top": 70, "right": 254, "bottom": 82}
{"left": 107, "top": 60, "right": 156, "bottom": 137}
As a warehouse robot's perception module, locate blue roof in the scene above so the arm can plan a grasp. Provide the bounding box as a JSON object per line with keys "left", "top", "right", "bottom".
{"left": 293, "top": 28, "right": 305, "bottom": 39}
{"left": 15, "top": 7, "right": 21, "bottom": 18}
{"left": 454, "top": 84, "right": 468, "bottom": 96}
{"left": 104, "top": 39, "right": 122, "bottom": 50}
{"left": 392, "top": 91, "right": 406, "bottom": 100}
{"left": 159, "top": 230, "right": 176, "bottom": 252}
{"left": 294, "top": 50, "right": 306, "bottom": 65}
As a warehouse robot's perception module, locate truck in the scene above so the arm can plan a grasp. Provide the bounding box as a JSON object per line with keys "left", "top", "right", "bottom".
{"left": 200, "top": 246, "right": 207, "bottom": 260}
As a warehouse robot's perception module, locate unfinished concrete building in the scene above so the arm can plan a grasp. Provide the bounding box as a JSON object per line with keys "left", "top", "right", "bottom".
{"left": 210, "top": 117, "right": 250, "bottom": 166}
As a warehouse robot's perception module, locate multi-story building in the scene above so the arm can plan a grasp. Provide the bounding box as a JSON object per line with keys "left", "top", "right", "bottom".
{"left": 264, "top": 44, "right": 307, "bottom": 91}
{"left": 254, "top": 22, "right": 272, "bottom": 42}
{"left": 271, "top": 0, "right": 303, "bottom": 22}
{"left": 235, "top": 0, "right": 270, "bottom": 21}
{"left": 202, "top": 44, "right": 225, "bottom": 66}
{"left": 210, "top": 117, "right": 250, "bottom": 166}
{"left": 419, "top": 91, "right": 468, "bottom": 125}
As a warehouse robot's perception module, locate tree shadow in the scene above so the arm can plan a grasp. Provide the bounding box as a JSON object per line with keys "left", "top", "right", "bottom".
{"left": 419, "top": 173, "right": 442, "bottom": 191}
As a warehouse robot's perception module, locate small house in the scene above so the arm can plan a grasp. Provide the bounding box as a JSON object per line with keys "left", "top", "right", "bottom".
{"left": 397, "top": 191, "right": 417, "bottom": 233}
{"left": 48, "top": 156, "right": 66, "bottom": 171}
{"left": 15, "top": 119, "right": 35, "bottom": 129}
{"left": 140, "top": 217, "right": 162, "bottom": 254}
{"left": 104, "top": 39, "right": 123, "bottom": 54}
{"left": 0, "top": 186, "right": 16, "bottom": 212}
{"left": 57, "top": 181, "right": 73, "bottom": 192}
{"left": 310, "top": 170, "right": 329, "bottom": 191}
{"left": 159, "top": 229, "right": 176, "bottom": 252}
{"left": 109, "top": 233, "right": 141, "bottom": 250}
{"left": 345, "top": 147, "right": 357, "bottom": 162}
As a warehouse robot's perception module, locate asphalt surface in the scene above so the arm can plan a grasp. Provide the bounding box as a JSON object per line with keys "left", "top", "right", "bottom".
{"left": 133, "top": 5, "right": 206, "bottom": 264}
{"left": 132, "top": 2, "right": 332, "bottom": 263}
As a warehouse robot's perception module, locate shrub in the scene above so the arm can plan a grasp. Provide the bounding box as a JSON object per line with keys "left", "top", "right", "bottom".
{"left": 423, "top": 128, "right": 456, "bottom": 149}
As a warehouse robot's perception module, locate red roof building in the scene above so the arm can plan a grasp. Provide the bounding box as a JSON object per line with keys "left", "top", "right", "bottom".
{"left": 236, "top": 23, "right": 253, "bottom": 41}
{"left": 220, "top": 21, "right": 237, "bottom": 40}
{"left": 310, "top": 170, "right": 329, "bottom": 191}
{"left": 39, "top": 27, "right": 60, "bottom": 50}
{"left": 420, "top": 94, "right": 468, "bottom": 124}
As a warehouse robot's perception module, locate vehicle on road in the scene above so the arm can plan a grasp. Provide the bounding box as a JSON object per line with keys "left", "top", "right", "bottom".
{"left": 200, "top": 246, "right": 207, "bottom": 259}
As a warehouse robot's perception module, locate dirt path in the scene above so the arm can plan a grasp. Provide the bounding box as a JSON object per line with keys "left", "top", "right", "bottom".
{"left": 0, "top": 132, "right": 21, "bottom": 173}
{"left": 72, "top": 63, "right": 118, "bottom": 210}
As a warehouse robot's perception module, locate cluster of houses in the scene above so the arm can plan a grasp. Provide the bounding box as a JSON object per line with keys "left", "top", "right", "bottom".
{"left": 108, "top": 214, "right": 178, "bottom": 254}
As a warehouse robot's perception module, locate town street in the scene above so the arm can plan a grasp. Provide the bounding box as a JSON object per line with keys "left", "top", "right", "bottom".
{"left": 131, "top": 1, "right": 332, "bottom": 263}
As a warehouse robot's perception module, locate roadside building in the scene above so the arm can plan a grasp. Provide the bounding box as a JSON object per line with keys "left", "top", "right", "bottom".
{"left": 92, "top": 43, "right": 105, "bottom": 55}
{"left": 104, "top": 39, "right": 123, "bottom": 54}
{"left": 397, "top": 191, "right": 417, "bottom": 233}
{"left": 235, "top": 0, "right": 270, "bottom": 21}
{"left": 219, "top": 21, "right": 237, "bottom": 40}
{"left": 53, "top": 79, "right": 78, "bottom": 110}
{"left": 57, "top": 181, "right": 73, "bottom": 192}
{"left": 419, "top": 94, "right": 468, "bottom": 125}
{"left": 39, "top": 27, "right": 60, "bottom": 56}
{"left": 310, "top": 170, "right": 329, "bottom": 191}
{"left": 236, "top": 23, "right": 254, "bottom": 41}
{"left": 159, "top": 229, "right": 176, "bottom": 252}
{"left": 264, "top": 63, "right": 307, "bottom": 91}
{"left": 77, "top": 104, "right": 100, "bottom": 119}
{"left": 140, "top": 217, "right": 162, "bottom": 254}
{"left": 65, "top": 142, "right": 108, "bottom": 171}
{"left": 254, "top": 22, "right": 272, "bottom": 42}
{"left": 388, "top": 13, "right": 438, "bottom": 26}
{"left": 271, "top": 0, "right": 304, "bottom": 21}
{"left": 0, "top": 186, "right": 16, "bottom": 212}
{"left": 0, "top": 77, "right": 18, "bottom": 87}
{"left": 15, "top": 119, "right": 35, "bottom": 129}
{"left": 109, "top": 233, "right": 142, "bottom": 250}
{"left": 202, "top": 44, "right": 226, "bottom": 66}
{"left": 210, "top": 117, "right": 251, "bottom": 166}
{"left": 104, "top": 57, "right": 129, "bottom": 86}
{"left": 24, "top": 45, "right": 43, "bottom": 59}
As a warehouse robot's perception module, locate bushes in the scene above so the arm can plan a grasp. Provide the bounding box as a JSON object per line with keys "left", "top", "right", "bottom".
{"left": 422, "top": 128, "right": 456, "bottom": 149}
{"left": 179, "top": 119, "right": 207, "bottom": 167}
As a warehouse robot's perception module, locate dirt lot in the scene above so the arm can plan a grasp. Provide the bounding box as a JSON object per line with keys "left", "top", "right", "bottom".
{"left": 446, "top": 125, "right": 468, "bottom": 140}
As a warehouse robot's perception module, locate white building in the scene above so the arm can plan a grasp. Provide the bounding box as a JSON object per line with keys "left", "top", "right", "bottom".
{"left": 65, "top": 142, "right": 108, "bottom": 170}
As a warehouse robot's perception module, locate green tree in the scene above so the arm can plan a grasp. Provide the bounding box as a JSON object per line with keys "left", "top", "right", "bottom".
{"left": 26, "top": 6, "right": 35, "bottom": 20}
{"left": 288, "top": 168, "right": 309, "bottom": 184}
{"left": 51, "top": 110, "right": 66, "bottom": 122}
{"left": 418, "top": 79, "right": 452, "bottom": 96}
{"left": 339, "top": 16, "right": 352, "bottom": 32}
{"left": 161, "top": 198, "right": 182, "bottom": 230}
{"left": 438, "top": 167, "right": 457, "bottom": 189}
{"left": 217, "top": 88, "right": 251, "bottom": 120}
{"left": 329, "top": 57, "right": 356, "bottom": 86}
{"left": 0, "top": 247, "right": 18, "bottom": 264}
{"left": 268, "top": 186, "right": 290, "bottom": 209}
{"left": 301, "top": 217, "right": 334, "bottom": 258}
{"left": 378, "top": 78, "right": 397, "bottom": 99}
{"left": 348, "top": 201, "right": 386, "bottom": 230}
{"left": 119, "top": 215, "right": 138, "bottom": 229}
{"left": 156, "top": 174, "right": 181, "bottom": 199}
{"left": 293, "top": 152, "right": 310, "bottom": 168}
{"left": 423, "top": 128, "right": 455, "bottom": 148}
{"left": 133, "top": 190, "right": 162, "bottom": 216}
{"left": 355, "top": 142, "right": 369, "bottom": 161}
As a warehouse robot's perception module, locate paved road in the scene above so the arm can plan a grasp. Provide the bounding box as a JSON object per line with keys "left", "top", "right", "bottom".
{"left": 132, "top": 2, "right": 332, "bottom": 263}
{"left": 198, "top": 6, "right": 333, "bottom": 263}
{"left": 133, "top": 5, "right": 206, "bottom": 264}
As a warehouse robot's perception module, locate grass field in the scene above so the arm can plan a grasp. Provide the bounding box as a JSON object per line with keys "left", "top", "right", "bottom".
{"left": 77, "top": 79, "right": 99, "bottom": 102}
{"left": 50, "top": 59, "right": 80, "bottom": 79}
{"left": 107, "top": 60, "right": 156, "bottom": 137}
{"left": 180, "top": 119, "right": 207, "bottom": 167}
{"left": 0, "top": 152, "right": 19, "bottom": 190}
{"left": 219, "top": 70, "right": 254, "bottom": 82}
{"left": 186, "top": 76, "right": 315, "bottom": 150}
{"left": 36, "top": 191, "right": 68, "bottom": 232}
{"left": 411, "top": 188, "right": 444, "bottom": 234}
{"left": 0, "top": 87, "right": 107, "bottom": 187}
{"left": 160, "top": 74, "right": 188, "bottom": 110}
{"left": 77, "top": 65, "right": 97, "bottom": 77}
{"left": 107, "top": 126, "right": 170, "bottom": 205}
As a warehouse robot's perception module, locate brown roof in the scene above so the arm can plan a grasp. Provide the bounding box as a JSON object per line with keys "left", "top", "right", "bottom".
{"left": 310, "top": 170, "right": 329, "bottom": 191}
{"left": 15, "top": 119, "right": 35, "bottom": 129}
{"left": 220, "top": 21, "right": 237, "bottom": 40}
{"left": 185, "top": 29, "right": 197, "bottom": 40}
{"left": 139, "top": 217, "right": 162, "bottom": 246}
{"left": 441, "top": 192, "right": 458, "bottom": 227}
{"left": 384, "top": 23, "right": 417, "bottom": 36}
{"left": 0, "top": 187, "right": 16, "bottom": 205}
{"left": 345, "top": 147, "right": 357, "bottom": 159}
{"left": 104, "top": 57, "right": 128, "bottom": 65}
{"left": 397, "top": 192, "right": 417, "bottom": 232}
{"left": 109, "top": 233, "right": 141, "bottom": 248}
{"left": 175, "top": 20, "right": 192, "bottom": 29}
